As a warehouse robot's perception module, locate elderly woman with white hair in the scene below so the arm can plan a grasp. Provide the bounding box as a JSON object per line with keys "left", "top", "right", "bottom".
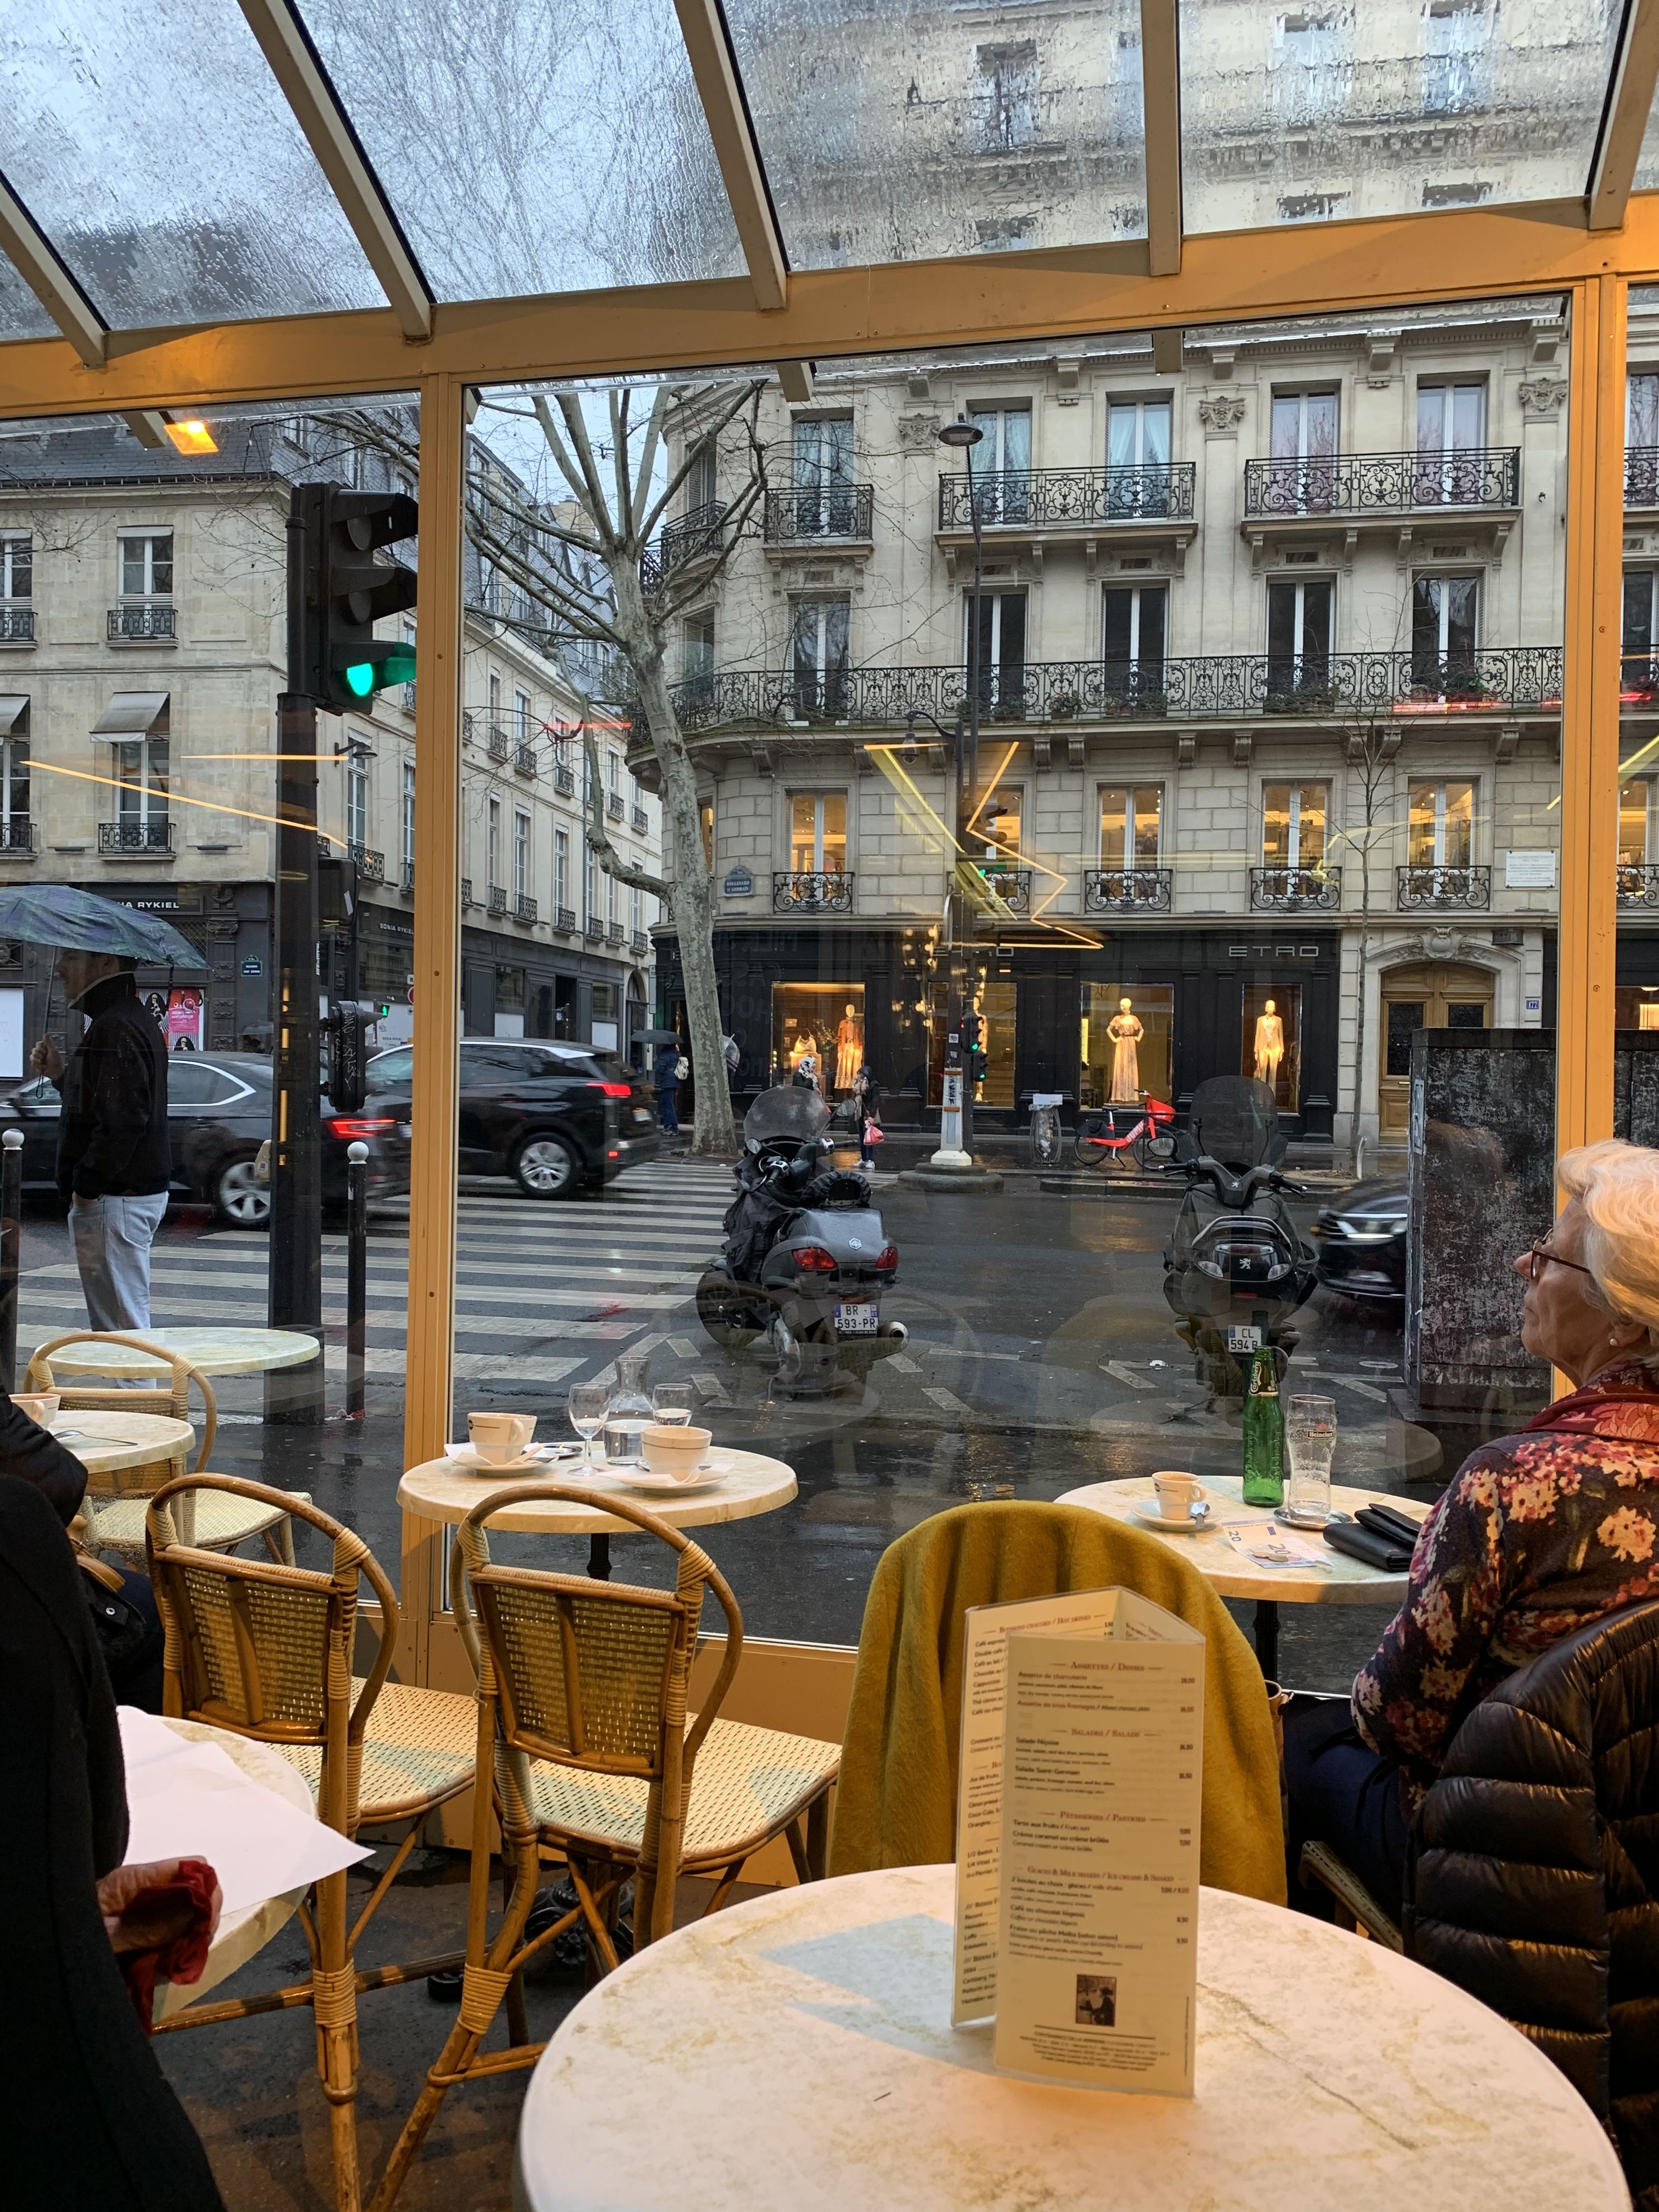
{"left": 1284, "top": 1137, "right": 1659, "bottom": 1914}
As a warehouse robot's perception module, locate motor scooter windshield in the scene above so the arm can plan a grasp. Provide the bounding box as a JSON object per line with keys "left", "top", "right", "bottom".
{"left": 1187, "top": 1076, "right": 1282, "bottom": 1171}
{"left": 744, "top": 1085, "right": 832, "bottom": 1146}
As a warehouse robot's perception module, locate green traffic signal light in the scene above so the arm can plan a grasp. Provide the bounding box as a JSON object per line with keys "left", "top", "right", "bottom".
{"left": 339, "top": 641, "right": 416, "bottom": 699}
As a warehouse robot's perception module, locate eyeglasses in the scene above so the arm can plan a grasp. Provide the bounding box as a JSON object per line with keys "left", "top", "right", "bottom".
{"left": 1526, "top": 1239, "right": 1597, "bottom": 1286}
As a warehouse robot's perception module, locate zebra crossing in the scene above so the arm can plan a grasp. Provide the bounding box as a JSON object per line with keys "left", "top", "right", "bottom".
{"left": 17, "top": 1161, "right": 737, "bottom": 1394}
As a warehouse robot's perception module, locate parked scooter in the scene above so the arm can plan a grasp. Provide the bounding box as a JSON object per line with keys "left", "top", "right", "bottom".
{"left": 1161, "top": 1076, "right": 1319, "bottom": 1402}
{"left": 696, "top": 1085, "right": 906, "bottom": 1391}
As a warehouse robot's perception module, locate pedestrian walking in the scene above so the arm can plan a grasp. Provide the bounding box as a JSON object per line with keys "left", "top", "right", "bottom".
{"left": 851, "top": 1064, "right": 884, "bottom": 1167}
{"left": 654, "top": 1036, "right": 685, "bottom": 1137}
{"left": 30, "top": 950, "right": 170, "bottom": 1334}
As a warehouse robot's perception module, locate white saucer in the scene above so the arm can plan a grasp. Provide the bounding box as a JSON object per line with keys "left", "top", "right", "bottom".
{"left": 1130, "top": 1500, "right": 1211, "bottom": 1535}
{"left": 444, "top": 1442, "right": 555, "bottom": 1474}
{"left": 610, "top": 1465, "right": 724, "bottom": 1495}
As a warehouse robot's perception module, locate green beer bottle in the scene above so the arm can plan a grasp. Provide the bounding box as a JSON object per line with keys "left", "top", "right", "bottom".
{"left": 1242, "top": 1345, "right": 1284, "bottom": 1506}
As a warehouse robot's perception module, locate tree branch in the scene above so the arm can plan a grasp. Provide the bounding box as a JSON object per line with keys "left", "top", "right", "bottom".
{"left": 581, "top": 726, "right": 670, "bottom": 898}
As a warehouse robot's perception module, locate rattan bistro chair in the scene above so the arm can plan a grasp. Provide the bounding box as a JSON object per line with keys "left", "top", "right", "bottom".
{"left": 145, "top": 1474, "right": 478, "bottom": 2212}
{"left": 368, "top": 1485, "right": 841, "bottom": 2212}
{"left": 27, "top": 1329, "right": 303, "bottom": 1562}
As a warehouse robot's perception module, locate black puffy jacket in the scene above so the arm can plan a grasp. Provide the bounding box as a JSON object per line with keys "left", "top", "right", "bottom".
{"left": 1403, "top": 1600, "right": 1659, "bottom": 2208}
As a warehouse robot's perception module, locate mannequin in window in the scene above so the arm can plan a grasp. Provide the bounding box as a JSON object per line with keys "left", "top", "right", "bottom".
{"left": 788, "top": 1028, "right": 818, "bottom": 1081}
{"left": 835, "top": 1002, "right": 862, "bottom": 1091}
{"left": 1254, "top": 999, "right": 1286, "bottom": 1088}
{"left": 1108, "top": 997, "right": 1144, "bottom": 1102}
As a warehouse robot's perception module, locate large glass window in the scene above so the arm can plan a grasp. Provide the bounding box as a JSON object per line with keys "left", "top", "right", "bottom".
{"left": 1625, "top": 569, "right": 1658, "bottom": 696}
{"left": 966, "top": 404, "right": 1031, "bottom": 522}
{"left": 1081, "top": 981, "right": 1173, "bottom": 1108}
{"left": 1103, "top": 584, "right": 1166, "bottom": 699}
{"left": 771, "top": 981, "right": 864, "bottom": 1091}
{"left": 1262, "top": 782, "right": 1328, "bottom": 869}
{"left": 1411, "top": 573, "right": 1480, "bottom": 683}
{"left": 967, "top": 590, "right": 1027, "bottom": 712}
{"left": 1098, "top": 785, "right": 1163, "bottom": 868}
{"left": 1408, "top": 780, "right": 1475, "bottom": 868}
{"left": 792, "top": 415, "right": 855, "bottom": 535}
{"left": 1242, "top": 981, "right": 1302, "bottom": 1109}
{"left": 789, "top": 791, "right": 847, "bottom": 874}
{"left": 1267, "top": 389, "right": 1339, "bottom": 512}
{"left": 0, "top": 534, "right": 31, "bottom": 599}
{"left": 119, "top": 531, "right": 172, "bottom": 598}
{"left": 1416, "top": 382, "right": 1488, "bottom": 503}
{"left": 1107, "top": 397, "right": 1171, "bottom": 467}
{"left": 791, "top": 598, "right": 849, "bottom": 716}
{"left": 1266, "top": 578, "right": 1333, "bottom": 693}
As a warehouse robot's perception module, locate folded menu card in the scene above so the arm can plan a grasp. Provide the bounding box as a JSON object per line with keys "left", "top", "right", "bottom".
{"left": 953, "top": 1587, "right": 1204, "bottom": 2096}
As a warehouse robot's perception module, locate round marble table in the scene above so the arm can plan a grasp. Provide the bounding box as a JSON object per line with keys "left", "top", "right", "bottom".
{"left": 1057, "top": 1475, "right": 1425, "bottom": 1677}
{"left": 49, "top": 1408, "right": 198, "bottom": 1477}
{"left": 146, "top": 1717, "right": 316, "bottom": 2027}
{"left": 515, "top": 1863, "right": 1629, "bottom": 2212}
{"left": 38, "top": 1326, "right": 321, "bottom": 1379}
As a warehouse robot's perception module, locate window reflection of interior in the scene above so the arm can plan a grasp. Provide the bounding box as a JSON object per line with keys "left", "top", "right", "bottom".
{"left": 1408, "top": 780, "right": 1475, "bottom": 868}
{"left": 1262, "top": 782, "right": 1327, "bottom": 868}
{"left": 1099, "top": 785, "right": 1162, "bottom": 868}
{"left": 789, "top": 790, "right": 846, "bottom": 873}
{"left": 1080, "top": 981, "right": 1173, "bottom": 1109}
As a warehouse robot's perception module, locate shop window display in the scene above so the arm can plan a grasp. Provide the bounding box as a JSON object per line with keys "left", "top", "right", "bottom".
{"left": 772, "top": 981, "right": 864, "bottom": 1091}
{"left": 1616, "top": 987, "right": 1659, "bottom": 1030}
{"left": 1241, "top": 983, "right": 1301, "bottom": 1109}
{"left": 1081, "top": 983, "right": 1173, "bottom": 1109}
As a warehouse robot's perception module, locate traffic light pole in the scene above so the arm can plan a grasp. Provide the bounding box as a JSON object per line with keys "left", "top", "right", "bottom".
{"left": 267, "top": 682, "right": 325, "bottom": 1424}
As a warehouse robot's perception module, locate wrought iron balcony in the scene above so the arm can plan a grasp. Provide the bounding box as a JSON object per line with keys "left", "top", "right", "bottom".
{"left": 631, "top": 930, "right": 649, "bottom": 954}
{"left": 1084, "top": 867, "right": 1172, "bottom": 915}
{"left": 1627, "top": 449, "right": 1659, "bottom": 507}
{"left": 1251, "top": 865, "right": 1341, "bottom": 912}
{"left": 400, "top": 859, "right": 415, "bottom": 894}
{"left": 606, "top": 789, "right": 625, "bottom": 819}
{"left": 461, "top": 876, "right": 475, "bottom": 907}
{"left": 774, "top": 870, "right": 855, "bottom": 915}
{"left": 514, "top": 742, "right": 538, "bottom": 777}
{"left": 108, "top": 602, "right": 175, "bottom": 641}
{"left": 607, "top": 920, "right": 626, "bottom": 944}
{"left": 488, "top": 883, "right": 507, "bottom": 915}
{"left": 640, "top": 501, "right": 727, "bottom": 589}
{"left": 585, "top": 915, "right": 604, "bottom": 940}
{"left": 556, "top": 905, "right": 577, "bottom": 932}
{"left": 1244, "top": 447, "right": 1520, "bottom": 518}
{"left": 971, "top": 865, "right": 1030, "bottom": 915}
{"left": 515, "top": 894, "right": 538, "bottom": 923}
{"left": 486, "top": 724, "right": 510, "bottom": 763}
{"left": 0, "top": 817, "right": 35, "bottom": 855}
{"left": 1617, "top": 864, "right": 1659, "bottom": 908}
{"left": 99, "top": 819, "right": 172, "bottom": 854}
{"left": 0, "top": 607, "right": 33, "bottom": 642}
{"left": 631, "top": 803, "right": 647, "bottom": 831}
{"left": 764, "top": 484, "right": 874, "bottom": 543}
{"left": 938, "top": 463, "right": 1195, "bottom": 532}
{"left": 554, "top": 762, "right": 575, "bottom": 795}
{"left": 1397, "top": 863, "right": 1492, "bottom": 911}
{"left": 347, "top": 844, "right": 383, "bottom": 882}
{"left": 670, "top": 648, "right": 1565, "bottom": 732}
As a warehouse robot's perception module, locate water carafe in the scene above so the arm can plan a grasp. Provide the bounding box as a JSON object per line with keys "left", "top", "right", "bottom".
{"left": 601, "top": 1349, "right": 653, "bottom": 1467}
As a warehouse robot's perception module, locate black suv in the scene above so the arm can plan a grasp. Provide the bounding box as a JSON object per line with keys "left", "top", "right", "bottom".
{"left": 0, "top": 1051, "right": 411, "bottom": 1228}
{"left": 365, "top": 1039, "right": 660, "bottom": 1198}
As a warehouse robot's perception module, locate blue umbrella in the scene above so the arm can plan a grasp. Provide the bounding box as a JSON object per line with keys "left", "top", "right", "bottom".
{"left": 0, "top": 884, "right": 206, "bottom": 968}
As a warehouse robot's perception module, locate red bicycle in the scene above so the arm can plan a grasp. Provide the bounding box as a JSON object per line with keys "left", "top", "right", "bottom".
{"left": 1073, "top": 1092, "right": 1177, "bottom": 1170}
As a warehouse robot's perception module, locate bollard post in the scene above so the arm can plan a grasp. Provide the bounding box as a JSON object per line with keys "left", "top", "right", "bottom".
{"left": 0, "top": 1127, "right": 22, "bottom": 1393}
{"left": 346, "top": 1140, "right": 368, "bottom": 1418}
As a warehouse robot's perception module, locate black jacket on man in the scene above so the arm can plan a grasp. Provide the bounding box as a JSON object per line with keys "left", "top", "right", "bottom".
{"left": 54, "top": 972, "right": 169, "bottom": 1203}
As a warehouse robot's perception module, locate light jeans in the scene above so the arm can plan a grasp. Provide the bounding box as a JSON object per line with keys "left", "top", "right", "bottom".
{"left": 70, "top": 1191, "right": 170, "bottom": 1335}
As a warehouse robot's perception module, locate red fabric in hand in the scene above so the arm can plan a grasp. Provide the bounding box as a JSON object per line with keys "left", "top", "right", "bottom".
{"left": 115, "top": 1858, "right": 219, "bottom": 2032}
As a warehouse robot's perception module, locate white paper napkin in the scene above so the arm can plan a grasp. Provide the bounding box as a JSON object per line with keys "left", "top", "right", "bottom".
{"left": 119, "top": 1707, "right": 371, "bottom": 1914}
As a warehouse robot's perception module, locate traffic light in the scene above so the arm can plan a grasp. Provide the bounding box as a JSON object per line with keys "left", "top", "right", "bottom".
{"left": 961, "top": 1008, "right": 986, "bottom": 1087}
{"left": 290, "top": 483, "right": 419, "bottom": 713}
{"left": 325, "top": 998, "right": 376, "bottom": 1114}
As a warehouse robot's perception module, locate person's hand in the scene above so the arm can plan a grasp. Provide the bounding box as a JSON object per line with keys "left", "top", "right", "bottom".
{"left": 96, "top": 1859, "right": 222, "bottom": 1954}
{"left": 30, "top": 1034, "right": 61, "bottom": 1083}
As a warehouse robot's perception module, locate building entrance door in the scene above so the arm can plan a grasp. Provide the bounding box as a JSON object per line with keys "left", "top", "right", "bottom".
{"left": 1378, "top": 961, "right": 1494, "bottom": 1138}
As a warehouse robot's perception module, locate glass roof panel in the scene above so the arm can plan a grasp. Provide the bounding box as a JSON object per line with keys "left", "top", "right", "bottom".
{"left": 295, "top": 0, "right": 744, "bottom": 301}
{"left": 720, "top": 0, "right": 1148, "bottom": 267}
{"left": 0, "top": 258, "right": 61, "bottom": 345}
{"left": 1, "top": 1, "right": 388, "bottom": 329}
{"left": 1180, "top": 0, "right": 1624, "bottom": 234}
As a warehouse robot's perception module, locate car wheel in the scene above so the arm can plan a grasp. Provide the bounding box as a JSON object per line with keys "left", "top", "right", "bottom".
{"left": 514, "top": 1133, "right": 579, "bottom": 1200}
{"left": 214, "top": 1154, "right": 270, "bottom": 1229}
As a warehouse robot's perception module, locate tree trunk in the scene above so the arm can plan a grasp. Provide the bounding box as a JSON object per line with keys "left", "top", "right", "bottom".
{"left": 627, "top": 635, "right": 736, "bottom": 1155}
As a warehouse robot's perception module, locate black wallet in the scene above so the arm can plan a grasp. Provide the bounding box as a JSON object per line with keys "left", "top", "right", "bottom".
{"left": 1324, "top": 1521, "right": 1413, "bottom": 1573}
{"left": 1357, "top": 1504, "right": 1426, "bottom": 1550}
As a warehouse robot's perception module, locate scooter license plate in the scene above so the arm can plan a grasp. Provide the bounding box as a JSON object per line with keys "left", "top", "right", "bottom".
{"left": 1227, "top": 1323, "right": 1263, "bottom": 1353}
{"left": 836, "top": 1302, "right": 879, "bottom": 1335}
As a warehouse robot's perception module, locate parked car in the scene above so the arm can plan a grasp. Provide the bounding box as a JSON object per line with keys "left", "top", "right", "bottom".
{"left": 1310, "top": 1176, "right": 1408, "bottom": 1302}
{"left": 364, "top": 1037, "right": 661, "bottom": 1198}
{"left": 0, "top": 1051, "right": 411, "bottom": 1229}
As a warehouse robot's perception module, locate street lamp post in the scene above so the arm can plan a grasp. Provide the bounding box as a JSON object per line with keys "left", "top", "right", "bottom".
{"left": 927, "top": 413, "right": 985, "bottom": 1170}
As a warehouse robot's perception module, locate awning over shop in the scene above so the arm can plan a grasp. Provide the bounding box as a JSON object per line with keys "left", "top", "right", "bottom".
{"left": 92, "top": 691, "right": 168, "bottom": 736}
{"left": 0, "top": 696, "right": 27, "bottom": 733}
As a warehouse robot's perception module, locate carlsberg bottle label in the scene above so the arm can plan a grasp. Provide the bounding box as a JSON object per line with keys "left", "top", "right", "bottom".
{"left": 1242, "top": 1345, "right": 1284, "bottom": 1506}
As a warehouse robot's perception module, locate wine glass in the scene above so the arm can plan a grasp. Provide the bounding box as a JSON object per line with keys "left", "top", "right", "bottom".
{"left": 652, "top": 1383, "right": 697, "bottom": 1427}
{"left": 568, "top": 1383, "right": 610, "bottom": 1472}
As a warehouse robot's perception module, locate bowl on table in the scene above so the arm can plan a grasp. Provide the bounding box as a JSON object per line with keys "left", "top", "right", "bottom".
{"left": 642, "top": 1424, "right": 713, "bottom": 1481}
{"left": 13, "top": 1391, "right": 61, "bottom": 1428}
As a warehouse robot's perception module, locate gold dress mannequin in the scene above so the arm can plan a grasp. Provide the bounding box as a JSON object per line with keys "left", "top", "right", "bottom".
{"left": 1254, "top": 1000, "right": 1286, "bottom": 1088}
{"left": 1108, "top": 998, "right": 1144, "bottom": 1102}
{"left": 834, "top": 1003, "right": 862, "bottom": 1090}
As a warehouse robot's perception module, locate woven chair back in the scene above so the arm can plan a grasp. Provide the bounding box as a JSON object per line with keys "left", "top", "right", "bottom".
{"left": 146, "top": 1473, "right": 397, "bottom": 1835}
{"left": 27, "top": 1330, "right": 218, "bottom": 1483}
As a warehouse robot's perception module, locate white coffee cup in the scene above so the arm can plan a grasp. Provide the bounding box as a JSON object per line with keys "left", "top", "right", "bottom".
{"left": 643, "top": 1424, "right": 713, "bottom": 1481}
{"left": 468, "top": 1410, "right": 536, "bottom": 1464}
{"left": 1152, "top": 1469, "right": 1204, "bottom": 1521}
{"left": 13, "top": 1391, "right": 60, "bottom": 1428}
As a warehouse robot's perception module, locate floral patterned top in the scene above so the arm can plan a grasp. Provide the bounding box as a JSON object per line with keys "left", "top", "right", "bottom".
{"left": 1353, "top": 1360, "right": 1659, "bottom": 1790}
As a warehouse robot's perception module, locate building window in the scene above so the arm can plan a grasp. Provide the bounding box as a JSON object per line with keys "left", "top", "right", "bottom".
{"left": 1108, "top": 398, "right": 1171, "bottom": 468}
{"left": 1423, "top": 0, "right": 1487, "bottom": 117}
{"left": 1103, "top": 583, "right": 1166, "bottom": 699}
{"left": 1262, "top": 782, "right": 1328, "bottom": 870}
{"left": 630, "top": 882, "right": 642, "bottom": 936}
{"left": 119, "top": 532, "right": 173, "bottom": 599}
{"left": 789, "top": 791, "right": 848, "bottom": 874}
{"left": 974, "top": 39, "right": 1039, "bottom": 150}
{"left": 606, "top": 864, "right": 618, "bottom": 926}
{"left": 1274, "top": 10, "right": 1348, "bottom": 120}
{"left": 967, "top": 589, "right": 1026, "bottom": 711}
{"left": 1416, "top": 381, "right": 1487, "bottom": 504}
{"left": 687, "top": 440, "right": 718, "bottom": 514}
{"left": 1, "top": 706, "right": 29, "bottom": 833}
{"left": 347, "top": 751, "right": 369, "bottom": 848}
{"left": 966, "top": 404, "right": 1031, "bottom": 521}
{"left": 586, "top": 844, "right": 599, "bottom": 923}
{"left": 1408, "top": 779, "right": 1475, "bottom": 868}
{"left": 699, "top": 795, "right": 714, "bottom": 871}
{"left": 514, "top": 808, "right": 530, "bottom": 899}
{"left": 487, "top": 670, "right": 501, "bottom": 731}
{"left": 515, "top": 688, "right": 531, "bottom": 743}
{"left": 554, "top": 826, "right": 569, "bottom": 913}
{"left": 1099, "top": 785, "right": 1163, "bottom": 868}
{"left": 1629, "top": 371, "right": 1659, "bottom": 453}
{"left": 488, "top": 796, "right": 501, "bottom": 889}
{"left": 1625, "top": 569, "right": 1659, "bottom": 692}
{"left": 974, "top": 787, "right": 1020, "bottom": 865}
{"left": 792, "top": 415, "right": 854, "bottom": 532}
{"left": 0, "top": 535, "right": 32, "bottom": 600}
{"left": 1411, "top": 572, "right": 1479, "bottom": 680}
{"left": 791, "top": 599, "right": 850, "bottom": 715}
{"left": 1265, "top": 577, "right": 1333, "bottom": 693}
{"left": 1620, "top": 778, "right": 1655, "bottom": 868}
{"left": 114, "top": 727, "right": 169, "bottom": 830}
{"left": 1267, "top": 389, "right": 1339, "bottom": 511}
{"left": 400, "top": 760, "right": 415, "bottom": 872}
{"left": 608, "top": 750, "right": 621, "bottom": 798}
{"left": 1278, "top": 191, "right": 1349, "bottom": 223}
{"left": 684, "top": 611, "right": 715, "bottom": 689}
